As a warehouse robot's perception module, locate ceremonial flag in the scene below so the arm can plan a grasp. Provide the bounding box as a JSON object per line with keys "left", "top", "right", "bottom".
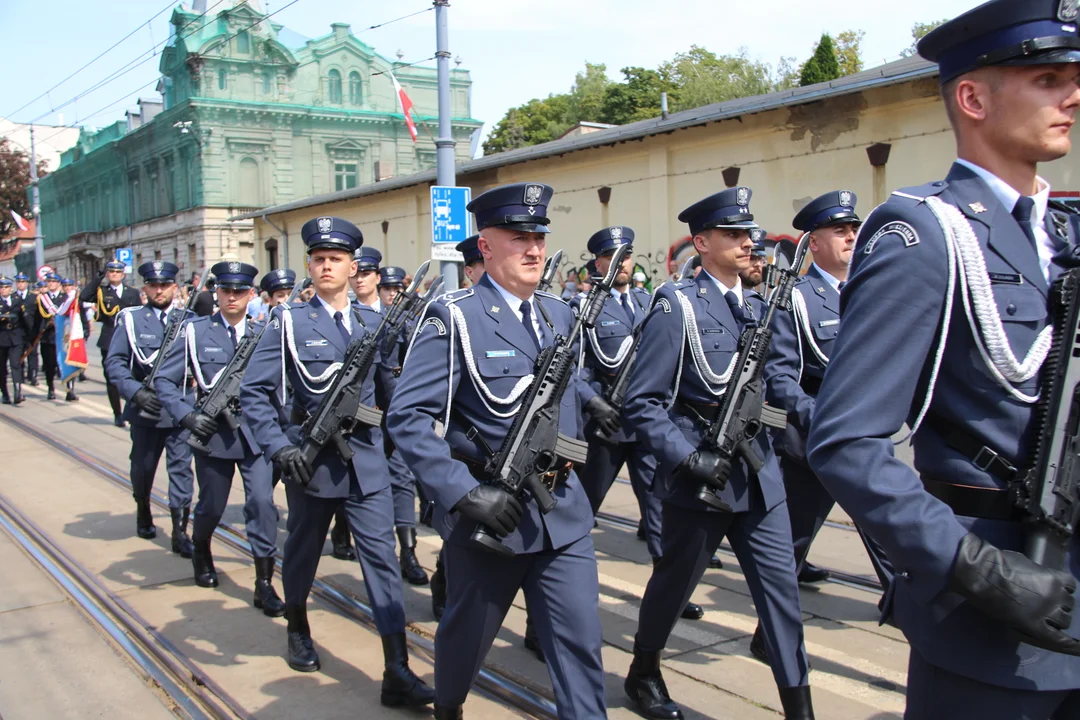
{"left": 10, "top": 210, "right": 29, "bottom": 232}
{"left": 55, "top": 292, "right": 88, "bottom": 382}
{"left": 390, "top": 73, "right": 418, "bottom": 143}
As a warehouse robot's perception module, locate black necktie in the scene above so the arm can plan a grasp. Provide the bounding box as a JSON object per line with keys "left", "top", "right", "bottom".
{"left": 227, "top": 325, "right": 237, "bottom": 349}
{"left": 837, "top": 281, "right": 846, "bottom": 293}
{"left": 620, "top": 292, "right": 634, "bottom": 324}
{"left": 157, "top": 310, "right": 167, "bottom": 329}
{"left": 519, "top": 301, "right": 541, "bottom": 351}
{"left": 725, "top": 291, "right": 747, "bottom": 331}
{"left": 333, "top": 311, "right": 351, "bottom": 347}
{"left": 1013, "top": 196, "right": 1040, "bottom": 254}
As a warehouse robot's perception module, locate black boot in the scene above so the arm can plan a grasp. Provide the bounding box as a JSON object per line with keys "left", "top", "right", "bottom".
{"left": 430, "top": 552, "right": 447, "bottom": 621}
{"left": 379, "top": 633, "right": 436, "bottom": 707}
{"left": 637, "top": 518, "right": 646, "bottom": 540}
{"left": 192, "top": 532, "right": 218, "bottom": 588}
{"left": 797, "top": 563, "right": 830, "bottom": 584}
{"left": 1, "top": 388, "right": 9, "bottom": 404}
{"left": 524, "top": 614, "right": 545, "bottom": 663}
{"left": 286, "top": 604, "right": 320, "bottom": 672}
{"left": 750, "top": 624, "right": 769, "bottom": 665}
{"left": 65, "top": 381, "right": 78, "bottom": 402}
{"left": 12, "top": 383, "right": 23, "bottom": 405}
{"left": 778, "top": 685, "right": 815, "bottom": 719}
{"left": 397, "top": 526, "right": 429, "bottom": 586}
{"left": 709, "top": 554, "right": 724, "bottom": 569}
{"left": 330, "top": 508, "right": 355, "bottom": 561}
{"left": 170, "top": 507, "right": 193, "bottom": 558}
{"left": 46, "top": 379, "right": 56, "bottom": 400}
{"left": 434, "top": 706, "right": 463, "bottom": 720}
{"left": 624, "top": 642, "right": 683, "bottom": 719}
{"left": 253, "top": 556, "right": 286, "bottom": 617}
{"left": 135, "top": 496, "right": 157, "bottom": 539}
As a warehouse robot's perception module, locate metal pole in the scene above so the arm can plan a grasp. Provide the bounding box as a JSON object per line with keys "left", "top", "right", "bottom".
{"left": 434, "top": 0, "right": 458, "bottom": 291}
{"left": 29, "top": 126, "right": 44, "bottom": 271}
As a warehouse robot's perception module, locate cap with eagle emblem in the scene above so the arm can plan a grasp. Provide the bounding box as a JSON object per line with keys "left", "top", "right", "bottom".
{"left": 260, "top": 268, "right": 297, "bottom": 294}
{"left": 587, "top": 225, "right": 636, "bottom": 256}
{"left": 211, "top": 260, "right": 258, "bottom": 290}
{"left": 137, "top": 260, "right": 180, "bottom": 283}
{"left": 301, "top": 215, "right": 363, "bottom": 253}
{"left": 678, "top": 187, "right": 760, "bottom": 236}
{"left": 793, "top": 190, "right": 862, "bottom": 232}
{"left": 467, "top": 182, "right": 555, "bottom": 234}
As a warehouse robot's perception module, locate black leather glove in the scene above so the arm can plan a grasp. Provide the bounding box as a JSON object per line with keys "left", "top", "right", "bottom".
{"left": 585, "top": 396, "right": 622, "bottom": 438}
{"left": 180, "top": 411, "right": 218, "bottom": 438}
{"left": 98, "top": 270, "right": 109, "bottom": 288}
{"left": 949, "top": 533, "right": 1080, "bottom": 656}
{"left": 131, "top": 387, "right": 162, "bottom": 415}
{"left": 454, "top": 485, "right": 524, "bottom": 536}
{"left": 680, "top": 449, "right": 731, "bottom": 491}
{"left": 272, "top": 446, "right": 313, "bottom": 487}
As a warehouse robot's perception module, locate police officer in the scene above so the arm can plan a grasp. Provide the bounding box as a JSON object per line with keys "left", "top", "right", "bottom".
{"left": 261, "top": 269, "right": 297, "bottom": 308}
{"left": 808, "top": 3, "right": 1080, "bottom": 717}
{"left": 353, "top": 246, "right": 383, "bottom": 310}
{"left": 238, "top": 217, "right": 434, "bottom": 708}
{"left": 374, "top": 265, "right": 430, "bottom": 586}
{"left": 0, "top": 277, "right": 27, "bottom": 405}
{"left": 154, "top": 261, "right": 285, "bottom": 617}
{"left": 458, "top": 234, "right": 485, "bottom": 287}
{"left": 82, "top": 260, "right": 142, "bottom": 426}
{"left": 13, "top": 273, "right": 37, "bottom": 386}
{"left": 740, "top": 231, "right": 768, "bottom": 290}
{"left": 387, "top": 183, "right": 606, "bottom": 719}
{"left": 622, "top": 187, "right": 813, "bottom": 719}
{"left": 33, "top": 273, "right": 66, "bottom": 401}
{"left": 104, "top": 261, "right": 196, "bottom": 552}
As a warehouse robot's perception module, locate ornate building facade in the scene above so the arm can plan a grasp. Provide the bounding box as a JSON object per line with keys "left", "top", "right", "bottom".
{"left": 39, "top": 0, "right": 479, "bottom": 280}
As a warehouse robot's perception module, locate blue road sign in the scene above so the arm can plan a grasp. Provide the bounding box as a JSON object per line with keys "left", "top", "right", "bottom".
{"left": 116, "top": 247, "right": 133, "bottom": 274}
{"left": 430, "top": 186, "right": 471, "bottom": 244}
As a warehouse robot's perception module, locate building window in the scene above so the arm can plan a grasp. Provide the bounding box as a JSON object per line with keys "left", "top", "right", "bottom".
{"left": 349, "top": 72, "right": 362, "bottom": 105}
{"left": 266, "top": 238, "right": 279, "bottom": 271}
{"left": 328, "top": 70, "right": 342, "bottom": 104}
{"left": 262, "top": 72, "right": 272, "bottom": 94}
{"left": 218, "top": 69, "right": 227, "bottom": 90}
{"left": 334, "top": 163, "right": 358, "bottom": 192}
{"left": 238, "top": 157, "right": 261, "bottom": 206}
{"left": 236, "top": 30, "right": 250, "bottom": 54}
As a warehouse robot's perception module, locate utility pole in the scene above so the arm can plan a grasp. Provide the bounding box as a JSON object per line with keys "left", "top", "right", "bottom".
{"left": 434, "top": 0, "right": 458, "bottom": 291}
{"left": 29, "top": 125, "right": 44, "bottom": 271}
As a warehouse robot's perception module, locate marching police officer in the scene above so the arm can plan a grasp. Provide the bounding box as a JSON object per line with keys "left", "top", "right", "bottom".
{"left": 82, "top": 259, "right": 142, "bottom": 426}
{"left": 353, "top": 246, "right": 383, "bottom": 310}
{"left": 740, "top": 232, "right": 768, "bottom": 291}
{"left": 13, "top": 273, "right": 37, "bottom": 386}
{"left": 0, "top": 277, "right": 27, "bottom": 405}
{"left": 622, "top": 187, "right": 813, "bottom": 719}
{"left": 32, "top": 273, "right": 67, "bottom": 401}
{"left": 104, "top": 261, "right": 196, "bottom": 553}
{"left": 458, "top": 234, "right": 485, "bottom": 287}
{"left": 239, "top": 217, "right": 434, "bottom": 708}
{"left": 374, "top": 265, "right": 430, "bottom": 586}
{"left": 154, "top": 261, "right": 285, "bottom": 617}
{"left": 261, "top": 269, "right": 297, "bottom": 308}
{"left": 808, "top": 2, "right": 1080, "bottom": 717}
{"left": 387, "top": 183, "right": 606, "bottom": 719}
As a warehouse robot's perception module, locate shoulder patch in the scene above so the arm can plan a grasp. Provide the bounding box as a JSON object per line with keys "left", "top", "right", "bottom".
{"left": 864, "top": 221, "right": 920, "bottom": 255}
{"left": 421, "top": 317, "right": 447, "bottom": 336}
{"left": 656, "top": 297, "right": 672, "bottom": 314}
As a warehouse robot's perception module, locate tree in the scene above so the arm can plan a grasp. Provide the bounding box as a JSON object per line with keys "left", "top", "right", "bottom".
{"left": 482, "top": 95, "right": 574, "bottom": 155}
{"left": 774, "top": 56, "right": 802, "bottom": 91}
{"left": 660, "top": 46, "right": 776, "bottom": 112}
{"left": 902, "top": 19, "right": 948, "bottom": 57}
{"left": 835, "top": 29, "right": 865, "bottom": 76}
{"left": 568, "top": 62, "right": 612, "bottom": 123}
{"left": 0, "top": 138, "right": 47, "bottom": 239}
{"left": 800, "top": 34, "right": 842, "bottom": 86}
{"left": 599, "top": 66, "right": 673, "bottom": 125}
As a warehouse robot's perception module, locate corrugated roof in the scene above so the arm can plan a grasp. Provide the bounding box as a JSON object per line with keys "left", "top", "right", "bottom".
{"left": 234, "top": 56, "right": 938, "bottom": 221}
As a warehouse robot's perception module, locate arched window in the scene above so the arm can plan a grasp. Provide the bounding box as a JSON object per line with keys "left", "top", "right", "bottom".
{"left": 236, "top": 30, "right": 250, "bottom": 54}
{"left": 218, "top": 69, "right": 227, "bottom": 90}
{"left": 349, "top": 72, "right": 362, "bottom": 105}
{"left": 328, "top": 70, "right": 342, "bottom": 104}
{"left": 238, "top": 157, "right": 260, "bottom": 207}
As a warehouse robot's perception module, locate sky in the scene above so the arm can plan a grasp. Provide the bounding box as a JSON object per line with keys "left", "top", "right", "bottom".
{"left": 0, "top": 0, "right": 981, "bottom": 160}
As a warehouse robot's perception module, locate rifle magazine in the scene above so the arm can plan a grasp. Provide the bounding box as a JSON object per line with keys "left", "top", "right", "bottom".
{"left": 555, "top": 433, "right": 589, "bottom": 466}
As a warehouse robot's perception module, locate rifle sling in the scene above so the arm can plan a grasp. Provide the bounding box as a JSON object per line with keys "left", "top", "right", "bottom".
{"left": 924, "top": 414, "right": 1017, "bottom": 483}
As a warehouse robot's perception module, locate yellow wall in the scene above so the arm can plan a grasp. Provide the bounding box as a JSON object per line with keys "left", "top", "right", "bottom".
{"left": 253, "top": 75, "right": 1080, "bottom": 282}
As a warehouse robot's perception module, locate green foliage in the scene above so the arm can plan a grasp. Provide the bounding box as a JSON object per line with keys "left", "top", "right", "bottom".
{"left": 660, "top": 46, "right": 777, "bottom": 111}
{"left": 800, "top": 34, "right": 842, "bottom": 86}
{"left": 902, "top": 19, "right": 948, "bottom": 57}
{"left": 835, "top": 30, "right": 865, "bottom": 76}
{"left": 482, "top": 95, "right": 574, "bottom": 155}
{"left": 600, "top": 67, "right": 673, "bottom": 125}
{"left": 0, "top": 138, "right": 46, "bottom": 239}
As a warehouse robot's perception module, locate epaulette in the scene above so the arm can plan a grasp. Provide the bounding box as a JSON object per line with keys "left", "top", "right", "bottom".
{"left": 439, "top": 288, "right": 473, "bottom": 305}
{"left": 672, "top": 278, "right": 696, "bottom": 292}
{"left": 536, "top": 289, "right": 567, "bottom": 306}
{"left": 889, "top": 180, "right": 949, "bottom": 204}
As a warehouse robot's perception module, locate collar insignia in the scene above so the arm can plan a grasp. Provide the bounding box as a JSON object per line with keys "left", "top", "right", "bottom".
{"left": 698, "top": 286, "right": 707, "bottom": 295}
{"left": 491, "top": 305, "right": 500, "bottom": 313}
{"left": 969, "top": 202, "right": 988, "bottom": 214}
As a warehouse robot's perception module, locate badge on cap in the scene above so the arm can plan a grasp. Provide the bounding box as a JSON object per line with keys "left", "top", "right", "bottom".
{"left": 524, "top": 184, "right": 544, "bottom": 206}
{"left": 610, "top": 227, "right": 622, "bottom": 241}
{"left": 1060, "top": 0, "right": 1079, "bottom": 22}
{"left": 839, "top": 191, "right": 853, "bottom": 207}
{"left": 317, "top": 217, "right": 333, "bottom": 234}
{"left": 277, "top": 269, "right": 286, "bottom": 278}
{"left": 153, "top": 261, "right": 163, "bottom": 272}
{"left": 736, "top": 187, "right": 749, "bottom": 207}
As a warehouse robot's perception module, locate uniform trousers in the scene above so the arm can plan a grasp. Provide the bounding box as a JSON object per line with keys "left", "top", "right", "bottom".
{"left": 192, "top": 452, "right": 277, "bottom": 558}
{"left": 437, "top": 533, "right": 606, "bottom": 718}
{"left": 782, "top": 456, "right": 895, "bottom": 588}
{"left": 637, "top": 489, "right": 810, "bottom": 689}
{"left": 39, "top": 341, "right": 58, "bottom": 384}
{"left": 23, "top": 341, "right": 37, "bottom": 380}
{"left": 0, "top": 343, "right": 24, "bottom": 387}
{"left": 581, "top": 437, "right": 663, "bottom": 559}
{"left": 905, "top": 647, "right": 1080, "bottom": 720}
{"left": 282, "top": 475, "right": 405, "bottom": 636}
{"left": 129, "top": 424, "right": 195, "bottom": 510}
{"left": 388, "top": 446, "right": 416, "bottom": 528}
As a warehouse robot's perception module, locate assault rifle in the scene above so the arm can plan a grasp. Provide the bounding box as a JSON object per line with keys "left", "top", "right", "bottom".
{"left": 1012, "top": 268, "right": 1080, "bottom": 571}
{"left": 186, "top": 280, "right": 306, "bottom": 452}
{"left": 138, "top": 267, "right": 207, "bottom": 422}
{"left": 470, "top": 244, "right": 630, "bottom": 557}
{"left": 295, "top": 261, "right": 430, "bottom": 472}
{"left": 536, "top": 250, "right": 564, "bottom": 294}
{"left": 693, "top": 238, "right": 801, "bottom": 511}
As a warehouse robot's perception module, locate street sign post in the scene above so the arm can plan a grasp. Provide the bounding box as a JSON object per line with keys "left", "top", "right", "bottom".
{"left": 430, "top": 186, "right": 471, "bottom": 245}
{"left": 37, "top": 265, "right": 54, "bottom": 281}
{"left": 116, "top": 247, "right": 133, "bottom": 274}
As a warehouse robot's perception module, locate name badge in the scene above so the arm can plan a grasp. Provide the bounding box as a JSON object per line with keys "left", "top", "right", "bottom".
{"left": 485, "top": 350, "right": 516, "bottom": 358}
{"left": 138, "top": 333, "right": 157, "bottom": 340}
{"left": 818, "top": 319, "right": 840, "bottom": 328}
{"left": 600, "top": 320, "right": 622, "bottom": 327}
{"left": 305, "top": 339, "right": 328, "bottom": 347}
{"left": 203, "top": 346, "right": 223, "bottom": 353}
{"left": 988, "top": 272, "right": 1023, "bottom": 285}
{"left": 701, "top": 328, "right": 725, "bottom": 334}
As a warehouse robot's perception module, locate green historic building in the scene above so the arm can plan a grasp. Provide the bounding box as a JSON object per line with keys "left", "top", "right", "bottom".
{"left": 40, "top": 0, "right": 480, "bottom": 280}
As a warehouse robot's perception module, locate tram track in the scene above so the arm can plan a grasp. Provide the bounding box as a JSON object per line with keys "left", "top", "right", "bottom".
{"left": 0, "top": 492, "right": 246, "bottom": 720}
{"left": 0, "top": 410, "right": 557, "bottom": 720}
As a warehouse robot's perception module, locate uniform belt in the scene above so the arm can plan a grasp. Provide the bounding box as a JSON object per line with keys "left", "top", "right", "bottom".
{"left": 922, "top": 477, "right": 1020, "bottom": 521}
{"left": 799, "top": 375, "right": 822, "bottom": 396}
{"left": 450, "top": 450, "right": 568, "bottom": 491}
{"left": 673, "top": 400, "right": 720, "bottom": 424}
{"left": 925, "top": 415, "right": 1017, "bottom": 482}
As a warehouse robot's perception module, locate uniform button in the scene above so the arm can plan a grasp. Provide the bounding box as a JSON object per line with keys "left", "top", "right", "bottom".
{"left": 503, "top": 367, "right": 509, "bottom": 374}
{"left": 932, "top": 181, "right": 944, "bottom": 187}
{"left": 713, "top": 342, "right": 720, "bottom": 349}
{"left": 1006, "top": 304, "right": 1017, "bottom": 316}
